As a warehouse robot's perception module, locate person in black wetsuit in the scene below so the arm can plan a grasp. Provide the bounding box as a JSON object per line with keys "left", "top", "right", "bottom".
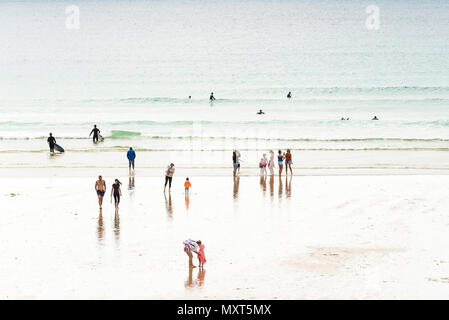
{"left": 287, "top": 91, "right": 292, "bottom": 99}
{"left": 47, "top": 133, "right": 56, "bottom": 153}
{"left": 111, "top": 179, "right": 122, "bottom": 210}
{"left": 257, "top": 109, "right": 265, "bottom": 115}
{"left": 89, "top": 125, "right": 101, "bottom": 143}
{"left": 210, "top": 92, "right": 216, "bottom": 101}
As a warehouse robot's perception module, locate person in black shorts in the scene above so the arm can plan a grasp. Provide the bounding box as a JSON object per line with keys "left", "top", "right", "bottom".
{"left": 95, "top": 175, "right": 106, "bottom": 209}
{"left": 47, "top": 133, "right": 56, "bottom": 152}
{"left": 89, "top": 125, "right": 101, "bottom": 143}
{"left": 111, "top": 179, "right": 122, "bottom": 210}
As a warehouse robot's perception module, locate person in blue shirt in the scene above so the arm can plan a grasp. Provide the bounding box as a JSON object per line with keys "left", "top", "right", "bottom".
{"left": 127, "top": 147, "right": 136, "bottom": 171}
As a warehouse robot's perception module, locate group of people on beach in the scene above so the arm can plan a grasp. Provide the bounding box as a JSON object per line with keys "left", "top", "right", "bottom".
{"left": 259, "top": 149, "right": 293, "bottom": 176}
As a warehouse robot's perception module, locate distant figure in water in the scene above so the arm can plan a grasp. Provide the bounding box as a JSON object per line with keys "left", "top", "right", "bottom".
{"left": 95, "top": 175, "right": 106, "bottom": 209}
{"left": 47, "top": 133, "right": 56, "bottom": 153}
{"left": 287, "top": 91, "right": 292, "bottom": 99}
{"left": 259, "top": 154, "right": 268, "bottom": 175}
{"left": 257, "top": 109, "right": 265, "bottom": 115}
{"left": 183, "top": 239, "right": 200, "bottom": 268}
{"left": 341, "top": 117, "right": 349, "bottom": 120}
{"left": 278, "top": 150, "right": 284, "bottom": 176}
{"left": 209, "top": 92, "right": 216, "bottom": 101}
{"left": 184, "top": 177, "right": 191, "bottom": 196}
{"left": 89, "top": 125, "right": 101, "bottom": 143}
{"left": 111, "top": 179, "right": 122, "bottom": 210}
{"left": 127, "top": 147, "right": 136, "bottom": 171}
{"left": 285, "top": 149, "right": 293, "bottom": 175}
{"left": 188, "top": 96, "right": 191, "bottom": 99}
{"left": 268, "top": 150, "right": 275, "bottom": 175}
{"left": 164, "top": 163, "right": 175, "bottom": 192}
{"left": 197, "top": 240, "right": 206, "bottom": 268}
{"left": 372, "top": 116, "right": 379, "bottom": 120}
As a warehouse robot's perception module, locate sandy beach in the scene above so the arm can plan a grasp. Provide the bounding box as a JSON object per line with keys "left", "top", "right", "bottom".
{"left": 2, "top": 173, "right": 449, "bottom": 299}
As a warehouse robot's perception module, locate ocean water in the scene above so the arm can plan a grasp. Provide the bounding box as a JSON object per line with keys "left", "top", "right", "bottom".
{"left": 1, "top": 0, "right": 449, "bottom": 169}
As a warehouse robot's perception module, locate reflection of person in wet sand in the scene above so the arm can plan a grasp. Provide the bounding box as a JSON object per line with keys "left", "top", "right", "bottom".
{"left": 260, "top": 175, "right": 267, "bottom": 191}
{"left": 185, "top": 266, "right": 207, "bottom": 288}
{"left": 128, "top": 175, "right": 135, "bottom": 190}
{"left": 114, "top": 211, "right": 120, "bottom": 239}
{"left": 183, "top": 239, "right": 199, "bottom": 268}
{"left": 97, "top": 211, "right": 104, "bottom": 241}
{"left": 269, "top": 175, "right": 274, "bottom": 196}
{"left": 286, "top": 176, "right": 292, "bottom": 197}
{"left": 278, "top": 175, "right": 283, "bottom": 197}
{"left": 95, "top": 175, "right": 106, "bottom": 209}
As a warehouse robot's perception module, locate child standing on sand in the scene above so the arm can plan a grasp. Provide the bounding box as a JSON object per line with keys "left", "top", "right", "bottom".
{"left": 184, "top": 177, "right": 191, "bottom": 196}
{"left": 196, "top": 240, "right": 206, "bottom": 268}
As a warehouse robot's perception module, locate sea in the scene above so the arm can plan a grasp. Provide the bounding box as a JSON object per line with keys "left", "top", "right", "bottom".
{"left": 1, "top": 0, "right": 449, "bottom": 171}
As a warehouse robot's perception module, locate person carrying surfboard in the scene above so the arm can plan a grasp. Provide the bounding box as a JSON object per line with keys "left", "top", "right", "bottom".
{"left": 89, "top": 125, "right": 101, "bottom": 143}
{"left": 47, "top": 133, "right": 56, "bottom": 153}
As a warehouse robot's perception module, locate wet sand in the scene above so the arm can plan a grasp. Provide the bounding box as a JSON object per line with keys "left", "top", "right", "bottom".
{"left": 2, "top": 174, "right": 449, "bottom": 299}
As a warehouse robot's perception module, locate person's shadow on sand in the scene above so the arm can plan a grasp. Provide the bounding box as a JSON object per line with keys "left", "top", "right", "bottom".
{"left": 233, "top": 176, "right": 240, "bottom": 200}
{"left": 165, "top": 193, "right": 173, "bottom": 217}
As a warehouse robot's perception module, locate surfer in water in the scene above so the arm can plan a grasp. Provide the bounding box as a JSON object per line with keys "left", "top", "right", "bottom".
{"left": 47, "top": 133, "right": 56, "bottom": 153}
{"left": 89, "top": 125, "right": 101, "bottom": 143}
{"left": 209, "top": 92, "right": 216, "bottom": 101}
{"left": 287, "top": 91, "right": 292, "bottom": 99}
{"left": 95, "top": 175, "right": 106, "bottom": 210}
{"left": 372, "top": 116, "right": 379, "bottom": 120}
{"left": 257, "top": 109, "right": 265, "bottom": 115}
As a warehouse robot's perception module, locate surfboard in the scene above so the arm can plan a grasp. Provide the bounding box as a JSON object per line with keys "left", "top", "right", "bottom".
{"left": 54, "top": 143, "right": 64, "bottom": 152}
{"left": 99, "top": 134, "right": 104, "bottom": 142}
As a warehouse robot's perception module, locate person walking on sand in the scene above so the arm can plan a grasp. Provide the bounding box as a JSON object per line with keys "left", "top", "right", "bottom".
{"left": 111, "top": 179, "right": 122, "bottom": 210}
{"left": 89, "top": 125, "right": 101, "bottom": 143}
{"left": 47, "top": 133, "right": 56, "bottom": 153}
{"left": 259, "top": 154, "right": 268, "bottom": 175}
{"left": 183, "top": 239, "right": 200, "bottom": 268}
{"left": 285, "top": 149, "right": 293, "bottom": 175}
{"left": 164, "top": 163, "right": 175, "bottom": 192}
{"left": 268, "top": 150, "right": 275, "bottom": 176}
{"left": 184, "top": 177, "right": 191, "bottom": 196}
{"left": 95, "top": 175, "right": 106, "bottom": 209}
{"left": 197, "top": 240, "right": 206, "bottom": 268}
{"left": 278, "top": 150, "right": 284, "bottom": 176}
{"left": 127, "top": 147, "right": 136, "bottom": 171}
{"left": 232, "top": 150, "right": 239, "bottom": 176}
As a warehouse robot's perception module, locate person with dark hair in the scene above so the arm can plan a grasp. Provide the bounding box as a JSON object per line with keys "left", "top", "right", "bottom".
{"left": 287, "top": 91, "right": 292, "bottom": 99}
{"left": 164, "top": 163, "right": 175, "bottom": 192}
{"left": 47, "top": 133, "right": 56, "bottom": 153}
{"left": 89, "top": 124, "right": 101, "bottom": 143}
{"left": 111, "top": 179, "right": 122, "bottom": 210}
{"left": 232, "top": 150, "right": 238, "bottom": 176}
{"left": 209, "top": 92, "right": 216, "bottom": 101}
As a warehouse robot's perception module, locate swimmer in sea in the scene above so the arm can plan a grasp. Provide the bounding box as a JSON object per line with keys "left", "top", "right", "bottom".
{"left": 287, "top": 91, "right": 292, "bottom": 99}
{"left": 210, "top": 92, "right": 216, "bottom": 101}
{"left": 89, "top": 124, "right": 101, "bottom": 143}
{"left": 95, "top": 175, "right": 106, "bottom": 209}
{"left": 372, "top": 116, "right": 379, "bottom": 120}
{"left": 257, "top": 109, "right": 265, "bottom": 115}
